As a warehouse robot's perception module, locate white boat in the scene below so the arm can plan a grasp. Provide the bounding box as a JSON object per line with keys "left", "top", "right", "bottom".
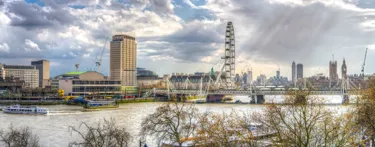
{"left": 3, "top": 105, "right": 48, "bottom": 115}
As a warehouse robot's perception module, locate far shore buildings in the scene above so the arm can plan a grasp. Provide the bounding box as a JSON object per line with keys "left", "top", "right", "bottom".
{"left": 52, "top": 71, "right": 123, "bottom": 96}
{"left": 137, "top": 67, "right": 164, "bottom": 88}
{"left": 341, "top": 59, "right": 347, "bottom": 80}
{"left": 297, "top": 63, "right": 303, "bottom": 79}
{"left": 31, "top": 60, "right": 50, "bottom": 88}
{"left": 329, "top": 60, "right": 338, "bottom": 81}
{"left": 110, "top": 34, "right": 137, "bottom": 86}
{"left": 292, "top": 61, "right": 296, "bottom": 84}
{"left": 0, "top": 76, "right": 25, "bottom": 92}
{"left": 169, "top": 73, "right": 212, "bottom": 90}
{"left": 0, "top": 64, "right": 39, "bottom": 88}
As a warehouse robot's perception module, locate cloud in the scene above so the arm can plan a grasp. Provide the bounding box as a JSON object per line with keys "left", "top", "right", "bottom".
{"left": 368, "top": 44, "right": 375, "bottom": 50}
{"left": 69, "top": 51, "right": 77, "bottom": 57}
{"left": 183, "top": 0, "right": 199, "bottom": 9}
{"left": 5, "top": 1, "right": 75, "bottom": 29}
{"left": 149, "top": 0, "right": 174, "bottom": 14}
{"left": 0, "top": 43, "right": 9, "bottom": 52}
{"left": 24, "top": 39, "right": 41, "bottom": 51}
{"left": 201, "top": 0, "right": 375, "bottom": 77}
{"left": 1, "top": 0, "right": 375, "bottom": 78}
{"left": 50, "top": 61, "right": 61, "bottom": 66}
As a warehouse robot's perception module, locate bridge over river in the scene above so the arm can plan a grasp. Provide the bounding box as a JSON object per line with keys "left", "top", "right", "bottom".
{"left": 151, "top": 89, "right": 361, "bottom": 104}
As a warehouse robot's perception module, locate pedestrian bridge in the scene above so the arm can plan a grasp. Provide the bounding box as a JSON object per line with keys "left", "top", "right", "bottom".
{"left": 153, "top": 89, "right": 361, "bottom": 96}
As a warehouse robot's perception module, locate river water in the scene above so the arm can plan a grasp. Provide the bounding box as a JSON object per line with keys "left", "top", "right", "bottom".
{"left": 0, "top": 96, "right": 354, "bottom": 147}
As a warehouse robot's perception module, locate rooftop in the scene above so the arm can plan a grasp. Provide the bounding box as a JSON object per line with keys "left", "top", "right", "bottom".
{"left": 64, "top": 71, "right": 86, "bottom": 75}
{"left": 3, "top": 65, "right": 36, "bottom": 69}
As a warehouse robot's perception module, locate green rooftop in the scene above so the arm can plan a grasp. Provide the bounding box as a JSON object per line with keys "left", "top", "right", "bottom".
{"left": 64, "top": 71, "right": 86, "bottom": 75}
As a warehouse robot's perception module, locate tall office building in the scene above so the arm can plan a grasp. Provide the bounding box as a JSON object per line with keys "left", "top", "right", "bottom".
{"left": 292, "top": 61, "right": 296, "bottom": 83}
{"left": 257, "top": 74, "right": 267, "bottom": 86}
{"left": 31, "top": 60, "right": 50, "bottom": 88}
{"left": 342, "top": 59, "right": 347, "bottom": 80}
{"left": 329, "top": 60, "right": 338, "bottom": 81}
{"left": 242, "top": 72, "right": 248, "bottom": 85}
{"left": 297, "top": 63, "right": 303, "bottom": 79}
{"left": 276, "top": 70, "right": 280, "bottom": 78}
{"left": 110, "top": 34, "right": 137, "bottom": 86}
{"left": 0, "top": 64, "right": 39, "bottom": 88}
{"left": 247, "top": 70, "right": 253, "bottom": 84}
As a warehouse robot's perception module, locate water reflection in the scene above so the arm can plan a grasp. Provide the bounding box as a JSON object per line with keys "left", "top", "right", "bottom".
{"left": 0, "top": 96, "right": 352, "bottom": 146}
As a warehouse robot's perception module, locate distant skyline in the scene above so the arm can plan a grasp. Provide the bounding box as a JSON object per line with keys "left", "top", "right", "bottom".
{"left": 0, "top": 0, "right": 375, "bottom": 79}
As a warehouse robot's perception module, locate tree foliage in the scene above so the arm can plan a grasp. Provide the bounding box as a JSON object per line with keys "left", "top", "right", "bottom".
{"left": 196, "top": 111, "right": 258, "bottom": 147}
{"left": 355, "top": 78, "right": 375, "bottom": 146}
{"left": 139, "top": 102, "right": 198, "bottom": 147}
{"left": 252, "top": 91, "right": 356, "bottom": 147}
{"left": 0, "top": 125, "right": 39, "bottom": 147}
{"left": 69, "top": 118, "right": 132, "bottom": 147}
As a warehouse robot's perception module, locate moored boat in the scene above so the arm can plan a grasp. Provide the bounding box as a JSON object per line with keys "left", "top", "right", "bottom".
{"left": 83, "top": 100, "right": 119, "bottom": 109}
{"left": 3, "top": 104, "right": 48, "bottom": 115}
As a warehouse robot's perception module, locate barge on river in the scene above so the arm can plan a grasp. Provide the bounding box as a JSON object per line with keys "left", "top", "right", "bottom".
{"left": 83, "top": 100, "right": 119, "bottom": 109}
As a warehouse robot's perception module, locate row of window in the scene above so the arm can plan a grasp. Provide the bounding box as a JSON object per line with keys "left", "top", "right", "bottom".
{"left": 72, "top": 86, "right": 121, "bottom": 92}
{"left": 72, "top": 81, "right": 121, "bottom": 85}
{"left": 7, "top": 109, "right": 33, "bottom": 112}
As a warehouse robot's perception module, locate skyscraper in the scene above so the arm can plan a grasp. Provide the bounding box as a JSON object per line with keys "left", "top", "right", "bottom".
{"left": 292, "top": 61, "right": 296, "bottom": 83}
{"left": 342, "top": 59, "right": 347, "bottom": 79}
{"left": 276, "top": 70, "right": 280, "bottom": 78}
{"left": 248, "top": 70, "right": 253, "bottom": 84}
{"left": 329, "top": 60, "right": 338, "bottom": 81}
{"left": 242, "top": 72, "right": 248, "bottom": 85}
{"left": 297, "top": 63, "right": 303, "bottom": 79}
{"left": 110, "top": 34, "right": 137, "bottom": 86}
{"left": 31, "top": 60, "right": 50, "bottom": 88}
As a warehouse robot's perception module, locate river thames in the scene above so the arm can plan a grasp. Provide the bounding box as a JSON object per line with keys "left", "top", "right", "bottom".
{"left": 0, "top": 96, "right": 354, "bottom": 147}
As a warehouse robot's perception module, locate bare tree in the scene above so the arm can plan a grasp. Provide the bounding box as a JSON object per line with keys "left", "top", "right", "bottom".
{"left": 196, "top": 111, "right": 258, "bottom": 147}
{"left": 139, "top": 102, "right": 198, "bottom": 147}
{"left": 69, "top": 118, "right": 132, "bottom": 147}
{"left": 0, "top": 125, "right": 40, "bottom": 147}
{"left": 252, "top": 90, "right": 356, "bottom": 147}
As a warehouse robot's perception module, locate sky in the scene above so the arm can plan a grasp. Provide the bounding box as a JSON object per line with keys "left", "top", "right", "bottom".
{"left": 0, "top": 0, "right": 375, "bottom": 79}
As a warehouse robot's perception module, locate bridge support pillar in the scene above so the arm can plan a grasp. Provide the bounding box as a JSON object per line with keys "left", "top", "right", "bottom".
{"left": 342, "top": 95, "right": 349, "bottom": 104}
{"left": 177, "top": 94, "right": 185, "bottom": 102}
{"left": 250, "top": 95, "right": 265, "bottom": 104}
{"left": 250, "top": 95, "right": 255, "bottom": 104}
{"left": 257, "top": 95, "right": 265, "bottom": 104}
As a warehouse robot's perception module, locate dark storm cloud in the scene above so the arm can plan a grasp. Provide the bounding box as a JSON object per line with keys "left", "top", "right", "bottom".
{"left": 50, "top": 0, "right": 175, "bottom": 14}
{"left": 136, "top": 20, "right": 224, "bottom": 62}
{"left": 5, "top": 1, "right": 75, "bottom": 29}
{"left": 140, "top": 41, "right": 218, "bottom": 62}
{"left": 0, "top": 0, "right": 4, "bottom": 6}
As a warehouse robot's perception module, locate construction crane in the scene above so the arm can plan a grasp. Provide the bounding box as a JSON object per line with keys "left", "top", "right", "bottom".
{"left": 361, "top": 48, "right": 368, "bottom": 80}
{"left": 95, "top": 37, "right": 109, "bottom": 72}
{"left": 75, "top": 64, "right": 80, "bottom": 72}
